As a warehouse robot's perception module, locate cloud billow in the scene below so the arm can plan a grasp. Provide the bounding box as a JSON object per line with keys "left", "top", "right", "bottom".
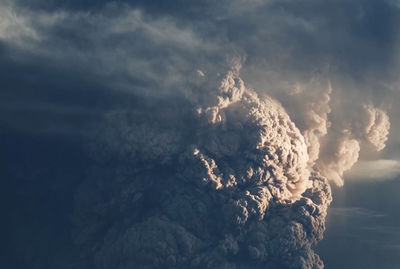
{"left": 73, "top": 67, "right": 332, "bottom": 268}
{"left": 1, "top": 0, "right": 398, "bottom": 268}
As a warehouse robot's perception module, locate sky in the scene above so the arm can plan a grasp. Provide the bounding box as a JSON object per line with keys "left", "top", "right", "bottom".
{"left": 1, "top": 0, "right": 400, "bottom": 268}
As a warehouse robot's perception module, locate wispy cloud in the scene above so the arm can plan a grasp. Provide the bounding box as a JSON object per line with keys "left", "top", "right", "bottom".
{"left": 329, "top": 207, "right": 386, "bottom": 218}
{"left": 344, "top": 159, "right": 400, "bottom": 181}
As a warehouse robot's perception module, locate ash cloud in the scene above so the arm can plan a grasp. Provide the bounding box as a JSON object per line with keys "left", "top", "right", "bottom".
{"left": 73, "top": 64, "right": 391, "bottom": 268}
{"left": 73, "top": 66, "right": 332, "bottom": 268}
{"left": 359, "top": 105, "right": 390, "bottom": 151}
{"left": 1, "top": 1, "right": 399, "bottom": 269}
{"left": 314, "top": 103, "right": 390, "bottom": 186}
{"left": 269, "top": 78, "right": 391, "bottom": 186}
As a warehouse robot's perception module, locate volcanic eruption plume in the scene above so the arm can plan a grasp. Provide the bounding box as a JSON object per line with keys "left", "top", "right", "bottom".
{"left": 72, "top": 65, "right": 389, "bottom": 268}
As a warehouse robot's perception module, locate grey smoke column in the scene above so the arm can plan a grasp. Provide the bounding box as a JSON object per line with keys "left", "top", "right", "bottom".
{"left": 73, "top": 66, "right": 332, "bottom": 268}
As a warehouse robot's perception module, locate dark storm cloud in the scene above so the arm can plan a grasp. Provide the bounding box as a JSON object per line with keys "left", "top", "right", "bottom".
{"left": 0, "top": 3, "right": 223, "bottom": 93}
{"left": 7, "top": 0, "right": 400, "bottom": 72}
{"left": 0, "top": 46, "right": 125, "bottom": 134}
{"left": 0, "top": 0, "right": 227, "bottom": 133}
{"left": 3, "top": 0, "right": 400, "bottom": 101}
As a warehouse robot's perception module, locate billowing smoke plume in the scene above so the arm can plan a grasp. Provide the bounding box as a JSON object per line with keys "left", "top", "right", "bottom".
{"left": 359, "top": 105, "right": 390, "bottom": 151}
{"left": 73, "top": 66, "right": 334, "bottom": 268}
{"left": 279, "top": 79, "right": 390, "bottom": 186}
{"left": 317, "top": 136, "right": 361, "bottom": 186}
{"left": 313, "top": 103, "right": 390, "bottom": 186}
{"left": 71, "top": 62, "right": 392, "bottom": 268}
{"left": 314, "top": 106, "right": 390, "bottom": 187}
{"left": 282, "top": 80, "right": 332, "bottom": 166}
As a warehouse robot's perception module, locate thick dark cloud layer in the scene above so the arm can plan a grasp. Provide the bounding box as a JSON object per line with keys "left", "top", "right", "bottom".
{"left": 1, "top": 0, "right": 400, "bottom": 268}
